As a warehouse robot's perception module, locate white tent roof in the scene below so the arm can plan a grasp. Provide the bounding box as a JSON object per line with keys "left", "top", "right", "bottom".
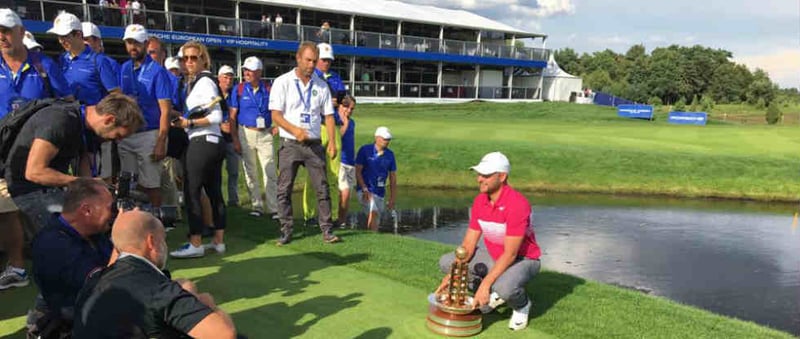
{"left": 244, "top": 0, "right": 545, "bottom": 38}
{"left": 543, "top": 53, "right": 578, "bottom": 78}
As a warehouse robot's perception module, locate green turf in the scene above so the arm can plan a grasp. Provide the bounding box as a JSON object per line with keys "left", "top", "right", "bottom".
{"left": 350, "top": 102, "right": 800, "bottom": 201}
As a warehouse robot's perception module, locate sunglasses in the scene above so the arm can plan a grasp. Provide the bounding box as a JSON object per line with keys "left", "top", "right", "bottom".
{"left": 182, "top": 55, "right": 201, "bottom": 61}
{"left": 147, "top": 50, "right": 160, "bottom": 54}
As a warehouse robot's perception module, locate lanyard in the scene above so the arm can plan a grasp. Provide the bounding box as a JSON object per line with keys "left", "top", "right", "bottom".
{"left": 294, "top": 79, "right": 312, "bottom": 112}
{"left": 246, "top": 82, "right": 265, "bottom": 115}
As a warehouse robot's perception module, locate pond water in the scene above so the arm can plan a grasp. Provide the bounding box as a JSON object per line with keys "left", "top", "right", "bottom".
{"left": 383, "top": 190, "right": 800, "bottom": 335}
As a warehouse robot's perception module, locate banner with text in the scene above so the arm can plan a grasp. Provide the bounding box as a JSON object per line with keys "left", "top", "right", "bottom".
{"left": 668, "top": 112, "right": 707, "bottom": 125}
{"left": 617, "top": 104, "right": 654, "bottom": 120}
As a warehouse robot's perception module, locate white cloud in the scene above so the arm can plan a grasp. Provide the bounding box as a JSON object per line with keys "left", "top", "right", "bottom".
{"left": 736, "top": 49, "right": 800, "bottom": 88}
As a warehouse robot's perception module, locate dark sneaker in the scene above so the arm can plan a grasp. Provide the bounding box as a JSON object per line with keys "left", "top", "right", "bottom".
{"left": 322, "top": 233, "right": 340, "bottom": 244}
{"left": 0, "top": 266, "right": 29, "bottom": 290}
{"left": 304, "top": 218, "right": 318, "bottom": 227}
{"left": 276, "top": 233, "right": 292, "bottom": 246}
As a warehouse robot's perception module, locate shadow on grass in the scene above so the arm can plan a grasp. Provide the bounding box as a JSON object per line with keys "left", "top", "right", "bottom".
{"left": 481, "top": 270, "right": 586, "bottom": 328}
{"left": 353, "top": 326, "right": 393, "bottom": 338}
{"left": 234, "top": 293, "right": 363, "bottom": 337}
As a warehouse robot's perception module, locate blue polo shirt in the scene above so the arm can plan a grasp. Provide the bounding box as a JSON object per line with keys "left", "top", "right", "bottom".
{"left": 32, "top": 214, "right": 112, "bottom": 315}
{"left": 0, "top": 51, "right": 71, "bottom": 117}
{"left": 119, "top": 55, "right": 172, "bottom": 131}
{"left": 340, "top": 119, "right": 356, "bottom": 166}
{"left": 230, "top": 81, "right": 270, "bottom": 128}
{"left": 314, "top": 68, "right": 346, "bottom": 125}
{"left": 167, "top": 72, "right": 184, "bottom": 112}
{"left": 355, "top": 144, "right": 396, "bottom": 198}
{"left": 103, "top": 54, "right": 120, "bottom": 76}
{"left": 60, "top": 46, "right": 119, "bottom": 105}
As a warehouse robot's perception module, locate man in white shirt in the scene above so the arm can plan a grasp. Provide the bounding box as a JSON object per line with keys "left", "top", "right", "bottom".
{"left": 270, "top": 41, "right": 339, "bottom": 245}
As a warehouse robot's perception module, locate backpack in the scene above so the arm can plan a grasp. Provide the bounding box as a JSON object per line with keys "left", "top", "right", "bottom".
{"left": 236, "top": 80, "right": 271, "bottom": 98}
{"left": 191, "top": 72, "right": 228, "bottom": 113}
{"left": 0, "top": 99, "right": 80, "bottom": 173}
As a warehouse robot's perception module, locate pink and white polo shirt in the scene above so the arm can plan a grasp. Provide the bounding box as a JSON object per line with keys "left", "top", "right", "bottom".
{"left": 468, "top": 184, "right": 540, "bottom": 261}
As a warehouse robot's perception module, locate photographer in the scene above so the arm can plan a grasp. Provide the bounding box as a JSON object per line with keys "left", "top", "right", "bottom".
{"left": 27, "top": 178, "right": 115, "bottom": 337}
{"left": 6, "top": 93, "right": 144, "bottom": 232}
{"left": 169, "top": 41, "right": 226, "bottom": 259}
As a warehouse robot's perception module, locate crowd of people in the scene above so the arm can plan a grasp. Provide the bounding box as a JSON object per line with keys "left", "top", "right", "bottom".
{"left": 0, "top": 7, "right": 541, "bottom": 336}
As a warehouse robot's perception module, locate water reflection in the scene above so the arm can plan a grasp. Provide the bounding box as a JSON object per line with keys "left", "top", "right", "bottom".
{"left": 400, "top": 202, "right": 800, "bottom": 335}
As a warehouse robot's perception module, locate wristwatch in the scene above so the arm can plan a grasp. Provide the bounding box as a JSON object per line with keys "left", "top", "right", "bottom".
{"left": 188, "top": 119, "right": 195, "bottom": 128}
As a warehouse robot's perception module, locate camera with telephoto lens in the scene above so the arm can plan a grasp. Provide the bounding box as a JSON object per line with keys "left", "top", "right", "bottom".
{"left": 112, "top": 171, "right": 178, "bottom": 225}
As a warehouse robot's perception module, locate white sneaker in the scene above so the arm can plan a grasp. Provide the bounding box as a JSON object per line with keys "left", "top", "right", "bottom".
{"left": 479, "top": 292, "right": 506, "bottom": 314}
{"left": 170, "top": 243, "right": 205, "bottom": 258}
{"left": 271, "top": 214, "right": 280, "bottom": 220}
{"left": 0, "top": 266, "right": 29, "bottom": 290}
{"left": 202, "top": 242, "right": 226, "bottom": 254}
{"left": 508, "top": 299, "right": 531, "bottom": 331}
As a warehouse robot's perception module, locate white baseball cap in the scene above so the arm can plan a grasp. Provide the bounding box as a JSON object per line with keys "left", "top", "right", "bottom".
{"left": 318, "top": 43, "right": 334, "bottom": 60}
{"left": 23, "top": 31, "right": 43, "bottom": 50}
{"left": 218, "top": 65, "right": 234, "bottom": 76}
{"left": 82, "top": 22, "right": 101, "bottom": 38}
{"left": 176, "top": 46, "right": 183, "bottom": 58}
{"left": 242, "top": 56, "right": 262, "bottom": 71}
{"left": 122, "top": 24, "right": 147, "bottom": 43}
{"left": 0, "top": 9, "right": 22, "bottom": 28}
{"left": 470, "top": 152, "right": 510, "bottom": 175}
{"left": 47, "top": 11, "right": 81, "bottom": 36}
{"left": 164, "top": 57, "right": 180, "bottom": 70}
{"left": 374, "top": 126, "right": 392, "bottom": 140}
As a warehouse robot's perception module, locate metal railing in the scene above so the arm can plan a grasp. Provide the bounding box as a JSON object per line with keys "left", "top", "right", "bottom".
{"left": 26, "top": 0, "right": 550, "bottom": 62}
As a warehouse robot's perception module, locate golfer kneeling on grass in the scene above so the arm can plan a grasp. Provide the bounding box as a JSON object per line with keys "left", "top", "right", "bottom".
{"left": 438, "top": 152, "right": 541, "bottom": 331}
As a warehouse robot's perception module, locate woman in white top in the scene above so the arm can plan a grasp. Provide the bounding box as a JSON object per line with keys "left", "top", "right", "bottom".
{"left": 169, "top": 41, "right": 227, "bottom": 259}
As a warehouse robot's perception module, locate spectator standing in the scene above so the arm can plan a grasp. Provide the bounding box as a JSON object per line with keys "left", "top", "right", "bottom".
{"left": 230, "top": 56, "right": 277, "bottom": 218}
{"left": 302, "top": 43, "right": 346, "bottom": 226}
{"left": 0, "top": 9, "right": 72, "bottom": 291}
{"left": 355, "top": 127, "right": 397, "bottom": 230}
{"left": 22, "top": 31, "right": 42, "bottom": 52}
{"left": 335, "top": 95, "right": 357, "bottom": 228}
{"left": 169, "top": 41, "right": 227, "bottom": 258}
{"left": 118, "top": 24, "right": 172, "bottom": 212}
{"left": 217, "top": 64, "right": 241, "bottom": 207}
{"left": 270, "top": 41, "right": 339, "bottom": 245}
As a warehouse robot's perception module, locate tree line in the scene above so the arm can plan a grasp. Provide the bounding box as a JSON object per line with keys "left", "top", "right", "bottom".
{"left": 554, "top": 44, "right": 797, "bottom": 109}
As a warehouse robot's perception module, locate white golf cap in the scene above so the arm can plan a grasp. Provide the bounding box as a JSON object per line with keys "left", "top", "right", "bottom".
{"left": 242, "top": 56, "right": 263, "bottom": 71}
{"left": 47, "top": 11, "right": 82, "bottom": 36}
{"left": 318, "top": 43, "right": 334, "bottom": 60}
{"left": 82, "top": 22, "right": 101, "bottom": 38}
{"left": 164, "top": 57, "right": 180, "bottom": 70}
{"left": 122, "top": 24, "right": 147, "bottom": 43}
{"left": 0, "top": 9, "right": 22, "bottom": 28}
{"left": 470, "top": 152, "right": 510, "bottom": 175}
{"left": 177, "top": 46, "right": 183, "bottom": 58}
{"left": 23, "top": 31, "right": 43, "bottom": 50}
{"left": 374, "top": 126, "right": 392, "bottom": 140}
{"left": 218, "top": 65, "right": 234, "bottom": 76}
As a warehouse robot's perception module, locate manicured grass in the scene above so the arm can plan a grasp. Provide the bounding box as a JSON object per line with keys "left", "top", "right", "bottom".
{"left": 2, "top": 208, "right": 790, "bottom": 338}
{"left": 351, "top": 102, "right": 800, "bottom": 201}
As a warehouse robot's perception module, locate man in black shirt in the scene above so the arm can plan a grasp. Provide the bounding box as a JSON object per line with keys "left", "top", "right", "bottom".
{"left": 73, "top": 210, "right": 236, "bottom": 338}
{"left": 5, "top": 93, "right": 143, "bottom": 234}
{"left": 28, "top": 178, "right": 114, "bottom": 337}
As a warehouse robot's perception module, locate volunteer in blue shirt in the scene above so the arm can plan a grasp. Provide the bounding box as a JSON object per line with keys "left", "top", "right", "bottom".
{"left": 217, "top": 64, "right": 241, "bottom": 208}
{"left": 355, "top": 126, "right": 397, "bottom": 230}
{"left": 118, "top": 24, "right": 173, "bottom": 210}
{"left": 335, "top": 95, "right": 356, "bottom": 228}
{"left": 82, "top": 22, "right": 120, "bottom": 78}
{"left": 230, "top": 56, "right": 278, "bottom": 218}
{"left": 302, "top": 43, "right": 347, "bottom": 225}
{"left": 0, "top": 9, "right": 71, "bottom": 291}
{"left": 49, "top": 12, "right": 119, "bottom": 106}
{"left": 30, "top": 179, "right": 114, "bottom": 335}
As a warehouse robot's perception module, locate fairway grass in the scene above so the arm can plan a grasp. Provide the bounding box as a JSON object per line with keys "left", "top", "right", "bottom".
{"left": 0, "top": 208, "right": 792, "bottom": 338}
{"left": 352, "top": 102, "right": 800, "bottom": 201}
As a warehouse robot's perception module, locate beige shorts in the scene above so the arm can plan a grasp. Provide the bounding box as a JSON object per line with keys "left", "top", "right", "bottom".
{"left": 117, "top": 129, "right": 162, "bottom": 189}
{"left": 0, "top": 179, "right": 19, "bottom": 213}
{"left": 337, "top": 164, "right": 356, "bottom": 191}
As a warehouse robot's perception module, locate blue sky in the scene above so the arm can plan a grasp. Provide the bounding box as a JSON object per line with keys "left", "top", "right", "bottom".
{"left": 407, "top": 0, "right": 799, "bottom": 88}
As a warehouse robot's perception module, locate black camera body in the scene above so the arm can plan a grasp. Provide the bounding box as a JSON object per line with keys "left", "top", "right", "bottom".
{"left": 113, "top": 171, "right": 178, "bottom": 225}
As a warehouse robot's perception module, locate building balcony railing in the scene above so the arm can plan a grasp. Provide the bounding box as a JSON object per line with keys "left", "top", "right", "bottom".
{"left": 24, "top": 0, "right": 551, "bottom": 62}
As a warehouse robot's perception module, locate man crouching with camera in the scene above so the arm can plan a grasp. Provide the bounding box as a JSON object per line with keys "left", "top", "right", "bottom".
{"left": 28, "top": 178, "right": 115, "bottom": 338}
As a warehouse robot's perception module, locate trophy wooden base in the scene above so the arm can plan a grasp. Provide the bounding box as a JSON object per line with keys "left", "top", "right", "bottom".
{"left": 426, "top": 302, "right": 482, "bottom": 337}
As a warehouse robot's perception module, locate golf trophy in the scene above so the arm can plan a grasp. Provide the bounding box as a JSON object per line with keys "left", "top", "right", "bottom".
{"left": 427, "top": 246, "right": 482, "bottom": 337}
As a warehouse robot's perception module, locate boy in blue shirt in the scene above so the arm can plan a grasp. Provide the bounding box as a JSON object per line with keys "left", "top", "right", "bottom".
{"left": 335, "top": 95, "right": 356, "bottom": 228}
{"left": 355, "top": 126, "right": 397, "bottom": 230}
